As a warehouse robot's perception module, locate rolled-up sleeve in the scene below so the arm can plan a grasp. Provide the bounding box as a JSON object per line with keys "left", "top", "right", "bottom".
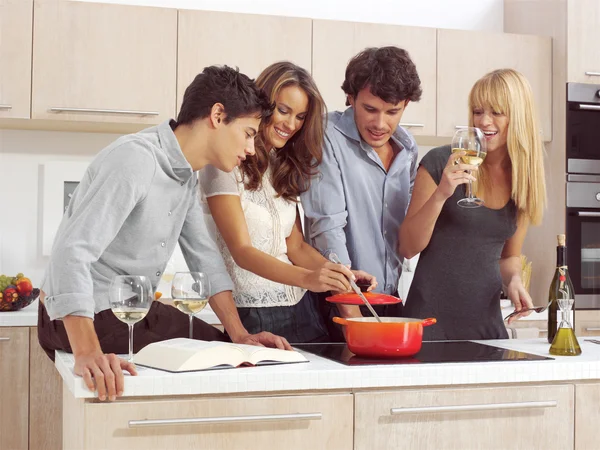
{"left": 179, "top": 178, "right": 234, "bottom": 296}
{"left": 43, "top": 144, "right": 155, "bottom": 320}
{"left": 300, "top": 135, "right": 351, "bottom": 265}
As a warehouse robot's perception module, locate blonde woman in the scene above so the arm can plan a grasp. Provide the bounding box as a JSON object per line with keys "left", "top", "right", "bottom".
{"left": 399, "top": 69, "right": 546, "bottom": 340}
{"left": 199, "top": 62, "right": 376, "bottom": 343}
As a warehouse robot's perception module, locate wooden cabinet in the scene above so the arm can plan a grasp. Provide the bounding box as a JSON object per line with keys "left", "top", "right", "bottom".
{"left": 177, "top": 10, "right": 311, "bottom": 111}
{"left": 32, "top": 0, "right": 177, "bottom": 124}
{"left": 29, "top": 327, "right": 63, "bottom": 450}
{"left": 437, "top": 29, "right": 552, "bottom": 140}
{"left": 312, "top": 20, "right": 437, "bottom": 136}
{"left": 64, "top": 393, "right": 353, "bottom": 450}
{"left": 0, "top": 0, "right": 33, "bottom": 119}
{"left": 0, "top": 327, "right": 30, "bottom": 450}
{"left": 575, "top": 383, "right": 600, "bottom": 450}
{"left": 575, "top": 310, "right": 600, "bottom": 337}
{"left": 355, "top": 385, "right": 573, "bottom": 450}
{"left": 567, "top": 0, "right": 600, "bottom": 84}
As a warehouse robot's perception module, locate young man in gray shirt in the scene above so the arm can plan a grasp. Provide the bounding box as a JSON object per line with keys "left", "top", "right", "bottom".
{"left": 39, "top": 66, "right": 290, "bottom": 401}
{"left": 301, "top": 47, "right": 423, "bottom": 339}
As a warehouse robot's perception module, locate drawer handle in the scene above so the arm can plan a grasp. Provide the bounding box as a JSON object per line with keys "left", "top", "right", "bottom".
{"left": 454, "top": 125, "right": 469, "bottom": 129}
{"left": 390, "top": 400, "right": 557, "bottom": 415}
{"left": 585, "top": 71, "right": 600, "bottom": 76}
{"left": 577, "top": 212, "right": 600, "bottom": 217}
{"left": 0, "top": 104, "right": 12, "bottom": 110}
{"left": 399, "top": 123, "right": 425, "bottom": 128}
{"left": 49, "top": 107, "right": 160, "bottom": 116}
{"left": 128, "top": 412, "right": 322, "bottom": 428}
{"left": 578, "top": 104, "right": 600, "bottom": 111}
{"left": 0, "top": 337, "right": 10, "bottom": 342}
{"left": 585, "top": 327, "right": 600, "bottom": 331}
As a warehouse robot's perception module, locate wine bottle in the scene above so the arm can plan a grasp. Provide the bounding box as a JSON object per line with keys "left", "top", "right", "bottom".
{"left": 547, "top": 234, "right": 576, "bottom": 343}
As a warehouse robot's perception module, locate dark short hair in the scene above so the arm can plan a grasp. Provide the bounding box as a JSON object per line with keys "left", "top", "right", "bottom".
{"left": 177, "top": 65, "right": 273, "bottom": 126}
{"left": 342, "top": 46, "right": 422, "bottom": 106}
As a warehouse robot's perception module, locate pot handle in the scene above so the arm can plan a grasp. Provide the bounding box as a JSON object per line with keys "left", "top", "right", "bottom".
{"left": 332, "top": 317, "right": 348, "bottom": 326}
{"left": 421, "top": 318, "right": 437, "bottom": 327}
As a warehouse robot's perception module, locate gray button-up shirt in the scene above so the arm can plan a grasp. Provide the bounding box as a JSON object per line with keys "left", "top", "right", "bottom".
{"left": 300, "top": 108, "right": 418, "bottom": 294}
{"left": 42, "top": 120, "right": 233, "bottom": 320}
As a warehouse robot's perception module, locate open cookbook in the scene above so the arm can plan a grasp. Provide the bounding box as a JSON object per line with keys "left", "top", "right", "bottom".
{"left": 133, "top": 338, "right": 308, "bottom": 373}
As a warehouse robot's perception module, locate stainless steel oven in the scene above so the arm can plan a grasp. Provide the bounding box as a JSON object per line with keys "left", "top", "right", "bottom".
{"left": 566, "top": 83, "right": 600, "bottom": 309}
{"left": 566, "top": 174, "right": 600, "bottom": 309}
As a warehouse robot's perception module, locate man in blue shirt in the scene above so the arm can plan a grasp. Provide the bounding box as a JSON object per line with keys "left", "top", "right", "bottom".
{"left": 301, "top": 47, "right": 422, "bottom": 339}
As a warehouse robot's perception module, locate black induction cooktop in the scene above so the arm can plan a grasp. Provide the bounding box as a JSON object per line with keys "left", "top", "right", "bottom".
{"left": 292, "top": 341, "right": 553, "bottom": 366}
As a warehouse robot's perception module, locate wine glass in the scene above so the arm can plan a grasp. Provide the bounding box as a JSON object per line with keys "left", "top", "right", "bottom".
{"left": 171, "top": 272, "right": 210, "bottom": 339}
{"left": 451, "top": 127, "right": 487, "bottom": 208}
{"left": 109, "top": 275, "right": 154, "bottom": 362}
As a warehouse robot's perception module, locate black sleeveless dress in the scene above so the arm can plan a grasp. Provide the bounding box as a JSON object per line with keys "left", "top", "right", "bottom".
{"left": 403, "top": 146, "right": 515, "bottom": 341}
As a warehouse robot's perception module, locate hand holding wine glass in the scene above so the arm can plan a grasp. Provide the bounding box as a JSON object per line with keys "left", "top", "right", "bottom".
{"left": 171, "top": 272, "right": 210, "bottom": 339}
{"left": 451, "top": 127, "right": 487, "bottom": 208}
{"left": 109, "top": 275, "right": 154, "bottom": 362}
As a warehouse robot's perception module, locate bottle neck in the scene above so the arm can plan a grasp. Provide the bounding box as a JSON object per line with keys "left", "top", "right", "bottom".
{"left": 557, "top": 246, "right": 567, "bottom": 269}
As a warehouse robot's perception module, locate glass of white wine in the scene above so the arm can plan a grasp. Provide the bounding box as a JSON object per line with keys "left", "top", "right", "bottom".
{"left": 171, "top": 272, "right": 210, "bottom": 339}
{"left": 109, "top": 275, "right": 154, "bottom": 362}
{"left": 451, "top": 127, "right": 487, "bottom": 208}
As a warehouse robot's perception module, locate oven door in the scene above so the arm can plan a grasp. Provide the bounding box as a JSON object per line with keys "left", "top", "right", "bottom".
{"left": 566, "top": 178, "right": 600, "bottom": 309}
{"left": 566, "top": 83, "right": 600, "bottom": 174}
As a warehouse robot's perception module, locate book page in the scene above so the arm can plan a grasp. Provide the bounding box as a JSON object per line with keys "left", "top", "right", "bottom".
{"left": 232, "top": 343, "right": 308, "bottom": 365}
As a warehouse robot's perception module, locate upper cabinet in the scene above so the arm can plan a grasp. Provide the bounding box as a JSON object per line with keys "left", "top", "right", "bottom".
{"left": 177, "top": 10, "right": 312, "bottom": 111}
{"left": 312, "top": 20, "right": 437, "bottom": 137}
{"left": 0, "top": 0, "right": 33, "bottom": 119}
{"left": 437, "top": 29, "right": 552, "bottom": 140}
{"left": 567, "top": 0, "right": 600, "bottom": 84}
{"left": 32, "top": 0, "right": 177, "bottom": 124}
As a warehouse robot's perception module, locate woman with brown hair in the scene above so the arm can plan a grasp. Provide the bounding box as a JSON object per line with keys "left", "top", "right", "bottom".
{"left": 199, "top": 61, "right": 376, "bottom": 343}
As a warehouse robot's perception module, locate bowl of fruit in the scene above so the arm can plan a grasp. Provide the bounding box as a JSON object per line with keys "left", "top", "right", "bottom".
{"left": 0, "top": 273, "right": 40, "bottom": 312}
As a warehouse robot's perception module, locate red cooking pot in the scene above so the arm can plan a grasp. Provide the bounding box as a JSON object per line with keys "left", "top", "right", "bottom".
{"left": 332, "top": 316, "right": 437, "bottom": 358}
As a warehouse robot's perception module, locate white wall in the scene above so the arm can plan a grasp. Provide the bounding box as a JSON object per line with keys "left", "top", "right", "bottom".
{"left": 1, "top": 0, "right": 503, "bottom": 285}
{"left": 76, "top": 0, "right": 504, "bottom": 31}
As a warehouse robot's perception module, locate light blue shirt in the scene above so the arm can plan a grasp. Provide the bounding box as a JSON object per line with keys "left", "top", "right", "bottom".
{"left": 301, "top": 108, "right": 418, "bottom": 294}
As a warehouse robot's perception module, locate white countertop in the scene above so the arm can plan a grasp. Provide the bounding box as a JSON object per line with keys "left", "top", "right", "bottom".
{"left": 56, "top": 338, "right": 600, "bottom": 399}
{"left": 0, "top": 299, "right": 220, "bottom": 328}
{"left": 0, "top": 299, "right": 39, "bottom": 327}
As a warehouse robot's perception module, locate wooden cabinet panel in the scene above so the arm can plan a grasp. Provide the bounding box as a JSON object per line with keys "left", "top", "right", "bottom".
{"left": 32, "top": 0, "right": 177, "bottom": 124}
{"left": 0, "top": 0, "right": 33, "bottom": 119}
{"left": 312, "top": 19, "right": 437, "bottom": 136}
{"left": 177, "top": 10, "right": 311, "bottom": 111}
{"left": 355, "top": 385, "right": 573, "bottom": 450}
{"left": 437, "top": 29, "right": 552, "bottom": 140}
{"left": 67, "top": 393, "right": 353, "bottom": 450}
{"left": 0, "top": 327, "right": 30, "bottom": 450}
{"left": 575, "top": 383, "right": 600, "bottom": 450}
{"left": 567, "top": 0, "right": 600, "bottom": 84}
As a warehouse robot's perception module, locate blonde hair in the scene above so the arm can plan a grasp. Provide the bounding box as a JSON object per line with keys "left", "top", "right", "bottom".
{"left": 468, "top": 68, "right": 546, "bottom": 225}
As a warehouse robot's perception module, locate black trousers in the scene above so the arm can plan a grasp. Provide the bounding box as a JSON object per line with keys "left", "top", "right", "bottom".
{"left": 37, "top": 301, "right": 228, "bottom": 361}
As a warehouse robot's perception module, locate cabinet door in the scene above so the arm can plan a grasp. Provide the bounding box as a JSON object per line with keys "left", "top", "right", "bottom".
{"left": 312, "top": 20, "right": 437, "bottom": 137}
{"left": 568, "top": 0, "right": 600, "bottom": 83}
{"left": 355, "top": 385, "right": 574, "bottom": 450}
{"left": 0, "top": 327, "right": 30, "bottom": 450}
{"left": 575, "top": 383, "right": 600, "bottom": 450}
{"left": 437, "top": 29, "right": 552, "bottom": 140}
{"left": 0, "top": 0, "right": 33, "bottom": 119}
{"left": 29, "top": 327, "right": 63, "bottom": 450}
{"left": 32, "top": 0, "right": 177, "bottom": 124}
{"left": 575, "top": 310, "right": 600, "bottom": 337}
{"left": 177, "top": 10, "right": 311, "bottom": 111}
{"left": 70, "top": 394, "right": 353, "bottom": 450}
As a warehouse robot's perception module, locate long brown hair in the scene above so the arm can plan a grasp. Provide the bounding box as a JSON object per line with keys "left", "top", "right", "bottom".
{"left": 239, "top": 62, "right": 326, "bottom": 202}
{"left": 468, "top": 69, "right": 547, "bottom": 225}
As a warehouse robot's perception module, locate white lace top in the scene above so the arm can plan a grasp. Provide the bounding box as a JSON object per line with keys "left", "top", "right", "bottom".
{"left": 198, "top": 164, "right": 306, "bottom": 308}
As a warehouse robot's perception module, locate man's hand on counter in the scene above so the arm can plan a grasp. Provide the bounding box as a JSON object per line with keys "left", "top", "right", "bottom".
{"left": 74, "top": 350, "right": 136, "bottom": 401}
{"left": 232, "top": 331, "right": 292, "bottom": 351}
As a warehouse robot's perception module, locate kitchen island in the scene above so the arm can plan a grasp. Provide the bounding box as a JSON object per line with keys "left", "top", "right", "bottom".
{"left": 56, "top": 338, "right": 600, "bottom": 450}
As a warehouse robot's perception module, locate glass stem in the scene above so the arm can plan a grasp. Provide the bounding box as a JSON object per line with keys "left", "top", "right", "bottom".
{"left": 128, "top": 323, "right": 134, "bottom": 362}
{"left": 466, "top": 171, "right": 473, "bottom": 200}
{"left": 189, "top": 314, "right": 194, "bottom": 339}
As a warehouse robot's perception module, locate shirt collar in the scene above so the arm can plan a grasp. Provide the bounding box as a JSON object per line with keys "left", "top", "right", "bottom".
{"left": 157, "top": 119, "right": 194, "bottom": 182}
